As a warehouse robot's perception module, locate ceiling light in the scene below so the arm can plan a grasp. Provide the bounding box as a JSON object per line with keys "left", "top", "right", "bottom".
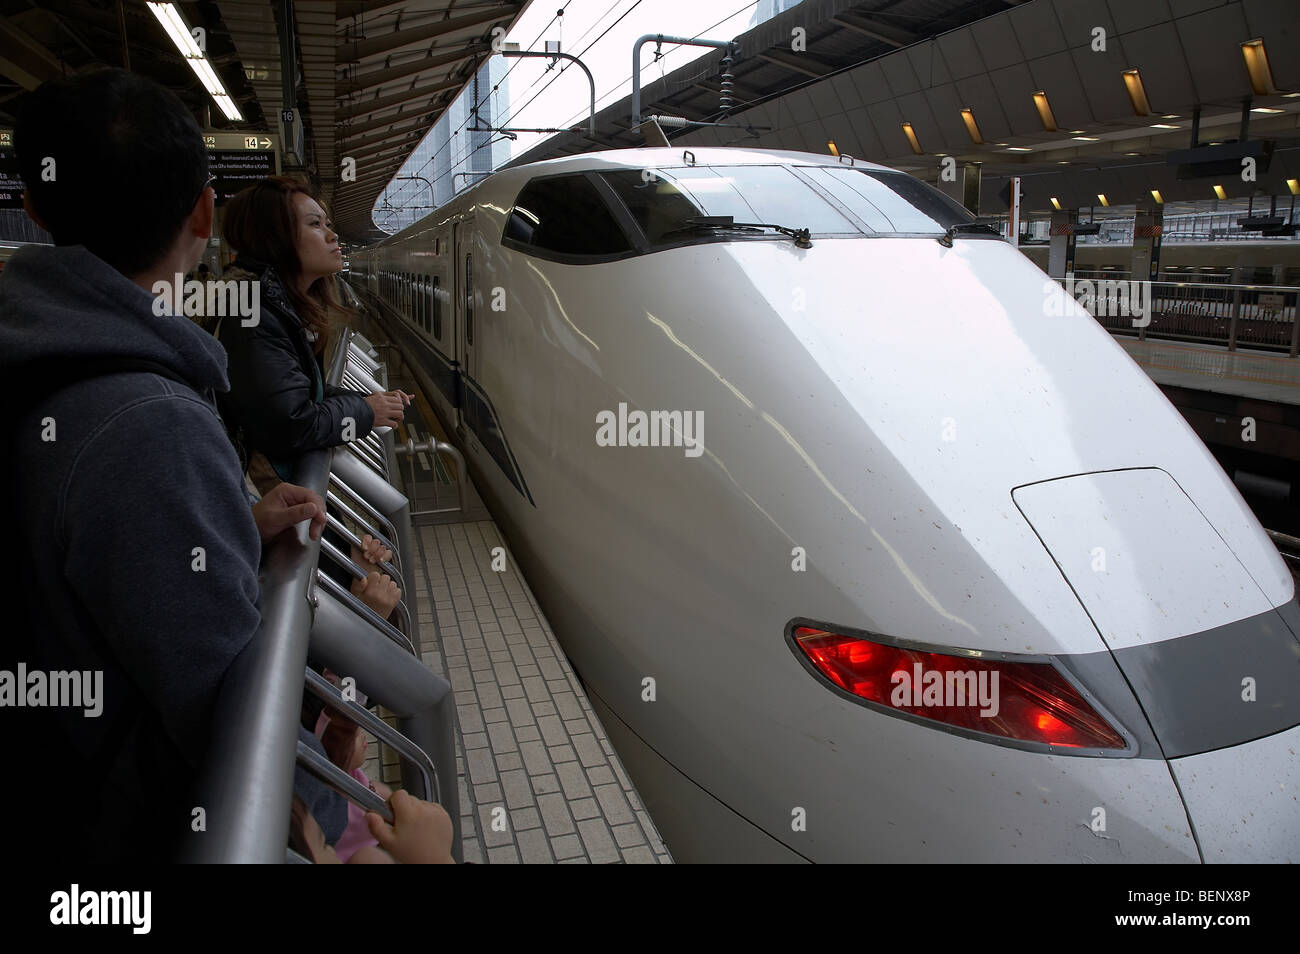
{"left": 1050, "top": 197, "right": 1062, "bottom": 210}
{"left": 1150, "top": 123, "right": 1180, "bottom": 129}
{"left": 1241, "top": 39, "right": 1276, "bottom": 96}
{"left": 1150, "top": 190, "right": 1163, "bottom": 204}
{"left": 960, "top": 109, "right": 984, "bottom": 144}
{"left": 1213, "top": 184, "right": 1227, "bottom": 199}
{"left": 1032, "top": 91, "right": 1058, "bottom": 132}
{"left": 1125, "top": 152, "right": 1140, "bottom": 156}
{"left": 1287, "top": 179, "right": 1299, "bottom": 196}
{"left": 827, "top": 140, "right": 839, "bottom": 157}
{"left": 1067, "top": 130, "right": 1086, "bottom": 135}
{"left": 1123, "top": 69, "right": 1152, "bottom": 116}
{"left": 1005, "top": 146, "right": 1032, "bottom": 152}
{"left": 1097, "top": 194, "right": 1109, "bottom": 207}
{"left": 1073, "top": 136, "right": 1100, "bottom": 142}
{"left": 1161, "top": 114, "right": 1180, "bottom": 119}
{"left": 1285, "top": 92, "right": 1300, "bottom": 98}
{"left": 901, "top": 122, "right": 923, "bottom": 155}
{"left": 147, "top": 2, "right": 243, "bottom": 121}
{"left": 1252, "top": 107, "right": 1284, "bottom": 114}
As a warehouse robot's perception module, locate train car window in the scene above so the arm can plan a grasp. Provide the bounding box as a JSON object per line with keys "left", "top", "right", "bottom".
{"left": 800, "top": 167, "right": 975, "bottom": 234}
{"left": 420, "top": 275, "right": 429, "bottom": 332}
{"left": 431, "top": 276, "right": 442, "bottom": 339}
{"left": 601, "top": 166, "right": 855, "bottom": 245}
{"left": 466, "top": 254, "right": 474, "bottom": 346}
{"left": 503, "top": 174, "right": 633, "bottom": 259}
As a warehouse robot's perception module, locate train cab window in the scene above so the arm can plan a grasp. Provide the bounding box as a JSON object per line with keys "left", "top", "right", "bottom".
{"left": 600, "top": 166, "right": 855, "bottom": 246}
{"left": 503, "top": 174, "right": 633, "bottom": 260}
{"left": 798, "top": 167, "right": 976, "bottom": 234}
{"left": 431, "top": 276, "right": 442, "bottom": 339}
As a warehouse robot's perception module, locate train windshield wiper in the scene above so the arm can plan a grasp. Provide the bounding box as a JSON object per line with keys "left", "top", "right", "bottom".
{"left": 663, "top": 216, "right": 813, "bottom": 249}
{"left": 938, "top": 221, "right": 1001, "bottom": 247}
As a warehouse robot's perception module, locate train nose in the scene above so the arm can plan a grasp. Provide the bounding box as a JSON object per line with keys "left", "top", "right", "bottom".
{"left": 1014, "top": 467, "right": 1300, "bottom": 861}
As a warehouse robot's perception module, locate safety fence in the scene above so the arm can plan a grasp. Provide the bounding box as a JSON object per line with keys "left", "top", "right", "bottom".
{"left": 189, "top": 326, "right": 465, "bottom": 862}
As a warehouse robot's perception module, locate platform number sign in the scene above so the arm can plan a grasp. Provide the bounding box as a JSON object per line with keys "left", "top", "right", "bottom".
{"left": 282, "top": 110, "right": 295, "bottom": 124}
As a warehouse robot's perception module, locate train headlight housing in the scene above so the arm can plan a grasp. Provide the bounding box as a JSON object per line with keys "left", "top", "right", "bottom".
{"left": 789, "top": 624, "right": 1128, "bottom": 751}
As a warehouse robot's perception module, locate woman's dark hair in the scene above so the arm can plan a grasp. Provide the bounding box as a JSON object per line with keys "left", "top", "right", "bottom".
{"left": 223, "top": 176, "right": 341, "bottom": 353}
{"left": 15, "top": 67, "right": 209, "bottom": 276}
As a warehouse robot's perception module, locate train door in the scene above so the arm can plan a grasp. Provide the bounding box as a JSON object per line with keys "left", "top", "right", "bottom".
{"left": 452, "top": 215, "right": 477, "bottom": 441}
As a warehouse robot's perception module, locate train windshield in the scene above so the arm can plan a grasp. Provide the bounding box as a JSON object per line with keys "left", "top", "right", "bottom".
{"left": 601, "top": 165, "right": 976, "bottom": 247}
{"left": 601, "top": 166, "right": 856, "bottom": 247}
{"left": 798, "top": 167, "right": 976, "bottom": 234}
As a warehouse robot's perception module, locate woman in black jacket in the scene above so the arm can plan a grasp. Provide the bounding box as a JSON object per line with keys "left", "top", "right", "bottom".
{"left": 217, "top": 176, "right": 409, "bottom": 619}
{"left": 216, "top": 175, "right": 408, "bottom": 483}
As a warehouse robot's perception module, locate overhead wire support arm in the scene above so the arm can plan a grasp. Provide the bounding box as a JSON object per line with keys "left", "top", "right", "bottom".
{"left": 631, "top": 34, "right": 740, "bottom": 125}
{"left": 496, "top": 46, "right": 597, "bottom": 137}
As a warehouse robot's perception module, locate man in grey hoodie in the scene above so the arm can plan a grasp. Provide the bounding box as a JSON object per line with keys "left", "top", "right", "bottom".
{"left": 0, "top": 68, "right": 333, "bottom": 860}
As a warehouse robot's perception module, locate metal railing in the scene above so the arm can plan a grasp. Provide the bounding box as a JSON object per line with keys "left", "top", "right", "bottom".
{"left": 1060, "top": 277, "right": 1300, "bottom": 356}
{"left": 189, "top": 327, "right": 460, "bottom": 863}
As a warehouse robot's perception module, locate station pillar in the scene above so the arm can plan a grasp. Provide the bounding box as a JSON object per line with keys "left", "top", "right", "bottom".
{"left": 1132, "top": 207, "right": 1164, "bottom": 281}
{"left": 1047, "top": 209, "right": 1075, "bottom": 280}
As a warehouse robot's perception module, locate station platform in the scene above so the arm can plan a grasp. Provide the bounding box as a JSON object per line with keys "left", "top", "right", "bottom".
{"left": 362, "top": 339, "right": 671, "bottom": 865}
{"left": 1116, "top": 336, "right": 1300, "bottom": 407}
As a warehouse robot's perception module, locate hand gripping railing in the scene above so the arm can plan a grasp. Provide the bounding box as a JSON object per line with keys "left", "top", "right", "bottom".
{"left": 190, "top": 328, "right": 459, "bottom": 862}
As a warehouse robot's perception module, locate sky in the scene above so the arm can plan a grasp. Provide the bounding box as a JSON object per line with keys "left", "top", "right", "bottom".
{"left": 378, "top": 0, "right": 786, "bottom": 217}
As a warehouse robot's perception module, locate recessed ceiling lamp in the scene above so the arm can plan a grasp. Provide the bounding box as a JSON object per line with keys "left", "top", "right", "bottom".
{"left": 1252, "top": 107, "right": 1284, "bottom": 114}
{"left": 901, "top": 123, "right": 923, "bottom": 155}
{"left": 146, "top": 2, "right": 243, "bottom": 121}
{"left": 1005, "top": 146, "right": 1032, "bottom": 152}
{"left": 960, "top": 109, "right": 984, "bottom": 144}
{"left": 1241, "top": 38, "right": 1277, "bottom": 95}
{"left": 1122, "top": 69, "right": 1152, "bottom": 116}
{"left": 1032, "top": 91, "right": 1058, "bottom": 132}
{"left": 1073, "top": 136, "right": 1100, "bottom": 142}
{"left": 1150, "top": 123, "right": 1180, "bottom": 129}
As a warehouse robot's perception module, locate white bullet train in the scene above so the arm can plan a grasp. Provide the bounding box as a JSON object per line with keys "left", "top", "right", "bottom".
{"left": 350, "top": 147, "right": 1300, "bottom": 863}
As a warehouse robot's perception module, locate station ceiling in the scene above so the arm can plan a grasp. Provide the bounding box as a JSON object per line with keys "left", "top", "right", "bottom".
{"left": 0, "top": 0, "right": 1296, "bottom": 240}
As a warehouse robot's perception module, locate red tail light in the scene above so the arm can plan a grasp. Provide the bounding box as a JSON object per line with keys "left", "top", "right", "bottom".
{"left": 792, "top": 626, "right": 1126, "bottom": 749}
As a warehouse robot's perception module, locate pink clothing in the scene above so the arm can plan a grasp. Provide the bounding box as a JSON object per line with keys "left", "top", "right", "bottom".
{"left": 334, "top": 766, "right": 383, "bottom": 863}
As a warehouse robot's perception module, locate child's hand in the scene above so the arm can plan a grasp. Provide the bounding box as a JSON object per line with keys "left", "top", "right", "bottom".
{"left": 352, "top": 571, "right": 400, "bottom": 619}
{"left": 366, "top": 790, "right": 454, "bottom": 864}
{"left": 359, "top": 533, "right": 392, "bottom": 568}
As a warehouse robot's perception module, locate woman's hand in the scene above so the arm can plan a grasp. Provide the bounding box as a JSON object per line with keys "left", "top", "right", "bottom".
{"left": 364, "top": 391, "right": 405, "bottom": 428}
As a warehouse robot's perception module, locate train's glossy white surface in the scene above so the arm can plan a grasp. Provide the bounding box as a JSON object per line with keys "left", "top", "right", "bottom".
{"left": 351, "top": 147, "right": 1300, "bottom": 862}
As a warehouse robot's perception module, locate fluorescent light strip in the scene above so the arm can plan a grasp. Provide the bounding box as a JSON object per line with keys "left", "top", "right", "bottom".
{"left": 147, "top": 2, "right": 243, "bottom": 121}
